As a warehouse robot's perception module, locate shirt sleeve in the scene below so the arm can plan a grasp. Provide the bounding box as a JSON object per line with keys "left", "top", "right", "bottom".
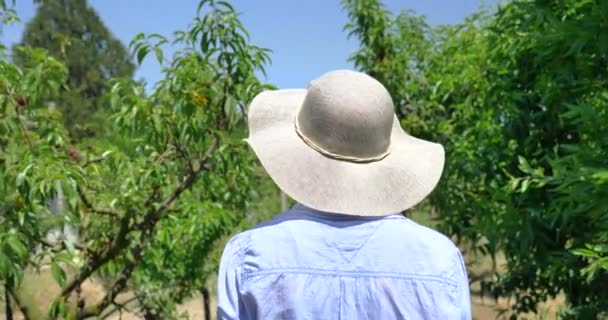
{"left": 455, "top": 249, "right": 472, "bottom": 320}
{"left": 217, "top": 235, "right": 244, "bottom": 320}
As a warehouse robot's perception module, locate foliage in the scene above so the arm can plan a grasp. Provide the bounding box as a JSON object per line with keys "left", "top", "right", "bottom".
{"left": 1, "top": 44, "right": 69, "bottom": 290}
{"left": 344, "top": 0, "right": 608, "bottom": 318}
{"left": 13, "top": 0, "right": 135, "bottom": 139}
{"left": 4, "top": 0, "right": 607, "bottom": 318}
{"left": 1, "top": 0, "right": 272, "bottom": 318}
{"left": 0, "top": 0, "right": 18, "bottom": 33}
{"left": 342, "top": 0, "right": 431, "bottom": 119}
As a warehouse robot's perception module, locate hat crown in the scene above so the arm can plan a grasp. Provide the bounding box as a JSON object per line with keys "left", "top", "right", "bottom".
{"left": 296, "top": 70, "right": 395, "bottom": 161}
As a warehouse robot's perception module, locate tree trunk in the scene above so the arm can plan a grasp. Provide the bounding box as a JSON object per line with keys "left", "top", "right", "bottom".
{"left": 143, "top": 310, "right": 158, "bottom": 320}
{"left": 9, "top": 285, "right": 44, "bottom": 320}
{"left": 5, "top": 283, "right": 13, "bottom": 320}
{"left": 200, "top": 287, "right": 211, "bottom": 320}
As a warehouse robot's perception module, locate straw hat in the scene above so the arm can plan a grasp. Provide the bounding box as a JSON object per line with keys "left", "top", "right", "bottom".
{"left": 246, "top": 70, "right": 444, "bottom": 216}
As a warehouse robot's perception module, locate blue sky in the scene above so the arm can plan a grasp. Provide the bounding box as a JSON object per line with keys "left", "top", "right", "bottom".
{"left": 1, "top": 0, "right": 489, "bottom": 89}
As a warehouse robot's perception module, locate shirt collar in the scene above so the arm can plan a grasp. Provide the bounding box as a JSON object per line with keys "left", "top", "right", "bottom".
{"left": 291, "top": 203, "right": 405, "bottom": 221}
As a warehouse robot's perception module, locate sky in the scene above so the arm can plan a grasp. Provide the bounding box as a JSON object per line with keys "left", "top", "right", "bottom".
{"left": 1, "top": 0, "right": 490, "bottom": 90}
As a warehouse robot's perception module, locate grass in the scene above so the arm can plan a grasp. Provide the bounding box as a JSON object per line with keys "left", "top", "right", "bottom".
{"left": 0, "top": 268, "right": 214, "bottom": 320}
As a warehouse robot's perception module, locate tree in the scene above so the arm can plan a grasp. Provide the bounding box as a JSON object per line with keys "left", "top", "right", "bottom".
{"left": 342, "top": 0, "right": 431, "bottom": 119}
{"left": 1, "top": 0, "right": 272, "bottom": 318}
{"left": 343, "top": 0, "right": 608, "bottom": 318}
{"left": 13, "top": 0, "right": 135, "bottom": 138}
{"left": 0, "top": 0, "right": 18, "bottom": 36}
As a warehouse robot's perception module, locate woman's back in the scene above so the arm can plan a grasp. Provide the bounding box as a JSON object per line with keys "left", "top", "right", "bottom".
{"left": 217, "top": 204, "right": 471, "bottom": 320}
{"left": 218, "top": 70, "right": 471, "bottom": 319}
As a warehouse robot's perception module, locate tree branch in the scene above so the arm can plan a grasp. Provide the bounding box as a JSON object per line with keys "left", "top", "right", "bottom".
{"left": 37, "top": 238, "right": 96, "bottom": 257}
{"left": 98, "top": 296, "right": 138, "bottom": 320}
{"left": 6, "top": 282, "right": 13, "bottom": 320}
{"left": 82, "top": 156, "right": 106, "bottom": 168}
{"left": 154, "top": 137, "right": 218, "bottom": 217}
{"left": 152, "top": 147, "right": 174, "bottom": 166}
{"left": 77, "top": 246, "right": 141, "bottom": 320}
{"left": 7, "top": 284, "right": 43, "bottom": 320}
{"left": 60, "top": 208, "right": 133, "bottom": 298}
{"left": 15, "top": 110, "right": 34, "bottom": 151}
{"left": 174, "top": 143, "right": 194, "bottom": 173}
{"left": 63, "top": 137, "right": 220, "bottom": 317}
{"left": 77, "top": 184, "right": 121, "bottom": 218}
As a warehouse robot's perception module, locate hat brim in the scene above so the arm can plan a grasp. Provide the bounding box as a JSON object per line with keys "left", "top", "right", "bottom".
{"left": 246, "top": 89, "right": 445, "bottom": 216}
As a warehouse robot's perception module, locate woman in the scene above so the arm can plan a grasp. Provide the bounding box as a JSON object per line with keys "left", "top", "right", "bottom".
{"left": 217, "top": 70, "right": 471, "bottom": 319}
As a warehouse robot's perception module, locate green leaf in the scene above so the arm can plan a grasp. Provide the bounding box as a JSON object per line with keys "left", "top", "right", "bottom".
{"left": 593, "top": 244, "right": 608, "bottom": 254}
{"left": 197, "top": 0, "right": 211, "bottom": 15}
{"left": 148, "top": 33, "right": 168, "bottom": 43}
{"left": 216, "top": 0, "right": 235, "bottom": 12}
{"left": 16, "top": 163, "right": 34, "bottom": 187}
{"left": 509, "top": 177, "right": 521, "bottom": 191}
{"left": 49, "top": 298, "right": 67, "bottom": 319}
{"left": 572, "top": 248, "right": 600, "bottom": 258}
{"left": 137, "top": 46, "right": 149, "bottom": 65}
{"left": 129, "top": 32, "right": 146, "bottom": 50}
{"left": 6, "top": 236, "right": 27, "bottom": 260}
{"left": 201, "top": 32, "right": 210, "bottom": 53}
{"left": 54, "top": 252, "right": 73, "bottom": 265}
{"left": 592, "top": 170, "right": 608, "bottom": 183}
{"left": 49, "top": 299, "right": 60, "bottom": 319}
{"left": 517, "top": 156, "right": 533, "bottom": 174}
{"left": 597, "top": 258, "right": 608, "bottom": 270}
{"left": 51, "top": 262, "right": 67, "bottom": 288}
{"left": 62, "top": 240, "right": 76, "bottom": 256}
{"left": 520, "top": 179, "right": 530, "bottom": 193}
{"left": 154, "top": 47, "right": 164, "bottom": 64}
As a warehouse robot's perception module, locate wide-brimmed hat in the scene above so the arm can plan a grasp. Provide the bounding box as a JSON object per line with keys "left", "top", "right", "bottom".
{"left": 246, "top": 70, "right": 444, "bottom": 216}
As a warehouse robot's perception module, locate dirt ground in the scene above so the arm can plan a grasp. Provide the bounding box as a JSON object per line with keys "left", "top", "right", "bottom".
{"left": 465, "top": 249, "right": 564, "bottom": 320}
{"left": 0, "top": 270, "right": 214, "bottom": 320}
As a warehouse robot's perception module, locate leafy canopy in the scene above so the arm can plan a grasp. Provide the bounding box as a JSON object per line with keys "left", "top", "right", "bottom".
{"left": 343, "top": 0, "right": 608, "bottom": 317}
{"left": 13, "top": 0, "right": 135, "bottom": 138}
{"left": 1, "top": 0, "right": 273, "bottom": 318}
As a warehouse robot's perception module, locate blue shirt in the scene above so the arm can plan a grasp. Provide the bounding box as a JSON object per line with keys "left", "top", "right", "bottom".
{"left": 217, "top": 204, "right": 471, "bottom": 320}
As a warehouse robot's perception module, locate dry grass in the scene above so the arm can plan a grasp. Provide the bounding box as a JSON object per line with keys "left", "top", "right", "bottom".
{"left": 0, "top": 268, "right": 214, "bottom": 320}
{"left": 465, "top": 249, "right": 565, "bottom": 320}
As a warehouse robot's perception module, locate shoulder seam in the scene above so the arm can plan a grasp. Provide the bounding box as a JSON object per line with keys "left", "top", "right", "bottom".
{"left": 236, "top": 232, "right": 250, "bottom": 290}
{"left": 245, "top": 268, "right": 458, "bottom": 288}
